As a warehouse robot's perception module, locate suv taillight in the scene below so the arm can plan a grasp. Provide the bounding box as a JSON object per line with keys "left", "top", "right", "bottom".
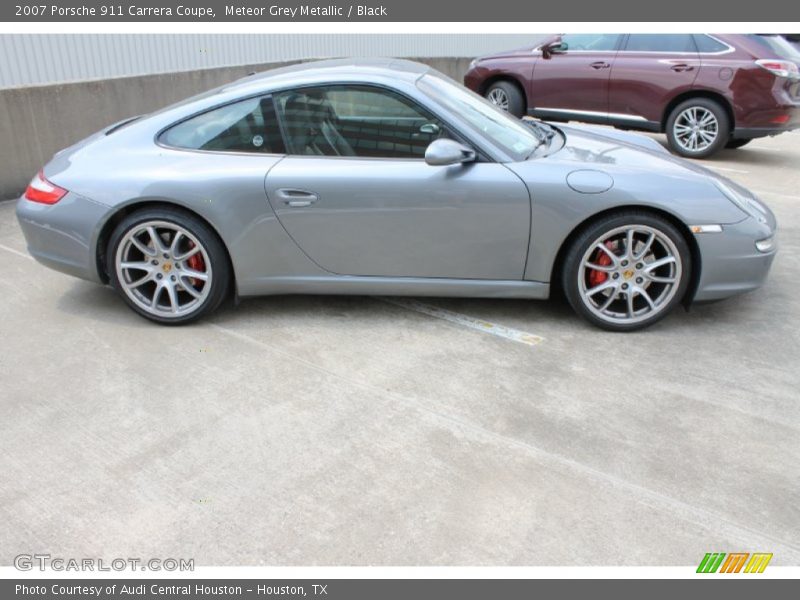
{"left": 24, "top": 170, "right": 67, "bottom": 204}
{"left": 755, "top": 59, "right": 800, "bottom": 79}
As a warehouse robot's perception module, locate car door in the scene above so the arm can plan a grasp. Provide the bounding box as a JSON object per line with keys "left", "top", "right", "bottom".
{"left": 608, "top": 34, "right": 701, "bottom": 125}
{"left": 264, "top": 84, "right": 531, "bottom": 280}
{"left": 529, "top": 34, "right": 623, "bottom": 123}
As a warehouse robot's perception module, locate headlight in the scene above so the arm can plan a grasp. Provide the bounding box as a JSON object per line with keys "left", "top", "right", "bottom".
{"left": 755, "top": 235, "right": 777, "bottom": 253}
{"left": 469, "top": 58, "right": 479, "bottom": 70}
{"left": 714, "top": 180, "right": 768, "bottom": 224}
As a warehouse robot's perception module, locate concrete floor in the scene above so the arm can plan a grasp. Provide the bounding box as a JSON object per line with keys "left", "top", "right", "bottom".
{"left": 1, "top": 131, "right": 798, "bottom": 567}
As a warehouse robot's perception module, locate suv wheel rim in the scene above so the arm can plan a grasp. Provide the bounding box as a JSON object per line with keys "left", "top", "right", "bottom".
{"left": 578, "top": 225, "right": 682, "bottom": 325}
{"left": 487, "top": 88, "right": 509, "bottom": 111}
{"left": 674, "top": 107, "right": 719, "bottom": 152}
{"left": 115, "top": 220, "right": 212, "bottom": 317}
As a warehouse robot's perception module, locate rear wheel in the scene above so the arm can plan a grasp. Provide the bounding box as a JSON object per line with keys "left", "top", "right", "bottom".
{"left": 485, "top": 81, "right": 525, "bottom": 118}
{"left": 725, "top": 138, "right": 752, "bottom": 149}
{"left": 562, "top": 212, "right": 691, "bottom": 331}
{"left": 666, "top": 98, "right": 730, "bottom": 158}
{"left": 107, "top": 207, "right": 231, "bottom": 325}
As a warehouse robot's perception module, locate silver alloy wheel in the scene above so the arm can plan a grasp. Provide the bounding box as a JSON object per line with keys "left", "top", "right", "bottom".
{"left": 115, "top": 220, "right": 212, "bottom": 317}
{"left": 673, "top": 106, "right": 719, "bottom": 153}
{"left": 487, "top": 88, "right": 510, "bottom": 111}
{"left": 578, "top": 225, "right": 682, "bottom": 326}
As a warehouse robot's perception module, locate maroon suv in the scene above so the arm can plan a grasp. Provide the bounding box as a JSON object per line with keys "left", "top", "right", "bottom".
{"left": 464, "top": 34, "right": 800, "bottom": 158}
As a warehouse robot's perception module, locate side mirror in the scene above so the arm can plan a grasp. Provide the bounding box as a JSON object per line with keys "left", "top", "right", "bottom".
{"left": 542, "top": 39, "right": 566, "bottom": 58}
{"left": 424, "top": 139, "right": 476, "bottom": 166}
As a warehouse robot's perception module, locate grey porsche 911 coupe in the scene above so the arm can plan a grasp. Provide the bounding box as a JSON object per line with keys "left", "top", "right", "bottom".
{"left": 16, "top": 59, "right": 777, "bottom": 331}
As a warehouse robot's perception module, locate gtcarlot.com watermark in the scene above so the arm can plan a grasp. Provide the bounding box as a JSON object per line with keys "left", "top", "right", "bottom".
{"left": 14, "top": 553, "right": 194, "bottom": 572}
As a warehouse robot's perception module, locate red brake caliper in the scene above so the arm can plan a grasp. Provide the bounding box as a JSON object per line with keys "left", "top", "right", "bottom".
{"left": 185, "top": 242, "right": 205, "bottom": 288}
{"left": 588, "top": 242, "right": 614, "bottom": 287}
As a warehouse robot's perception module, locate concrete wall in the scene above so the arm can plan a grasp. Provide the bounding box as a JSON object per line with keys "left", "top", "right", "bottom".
{"left": 0, "top": 34, "right": 540, "bottom": 88}
{"left": 0, "top": 57, "right": 473, "bottom": 199}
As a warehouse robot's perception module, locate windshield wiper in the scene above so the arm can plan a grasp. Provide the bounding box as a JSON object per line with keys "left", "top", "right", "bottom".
{"left": 524, "top": 119, "right": 556, "bottom": 158}
{"left": 527, "top": 119, "right": 556, "bottom": 141}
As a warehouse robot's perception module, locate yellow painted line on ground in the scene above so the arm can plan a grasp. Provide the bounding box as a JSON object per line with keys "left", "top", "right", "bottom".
{"left": 381, "top": 297, "right": 544, "bottom": 347}
{"left": 0, "top": 243, "right": 33, "bottom": 260}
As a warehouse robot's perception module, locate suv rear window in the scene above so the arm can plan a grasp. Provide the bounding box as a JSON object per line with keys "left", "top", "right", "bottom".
{"left": 624, "top": 34, "right": 697, "bottom": 53}
{"left": 751, "top": 34, "right": 800, "bottom": 61}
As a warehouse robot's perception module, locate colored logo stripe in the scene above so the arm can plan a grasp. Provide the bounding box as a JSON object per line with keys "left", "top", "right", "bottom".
{"left": 697, "top": 552, "right": 773, "bottom": 573}
{"left": 697, "top": 553, "right": 726, "bottom": 573}
{"left": 744, "top": 553, "right": 773, "bottom": 573}
{"left": 720, "top": 553, "right": 749, "bottom": 573}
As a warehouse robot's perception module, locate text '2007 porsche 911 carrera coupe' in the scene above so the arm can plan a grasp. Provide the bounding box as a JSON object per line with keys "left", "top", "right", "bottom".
{"left": 16, "top": 59, "right": 777, "bottom": 331}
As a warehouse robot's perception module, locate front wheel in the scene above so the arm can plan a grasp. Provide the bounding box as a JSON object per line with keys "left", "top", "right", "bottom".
{"left": 485, "top": 81, "right": 525, "bottom": 118}
{"left": 665, "top": 98, "right": 730, "bottom": 158}
{"left": 107, "top": 207, "right": 231, "bottom": 325}
{"left": 562, "top": 212, "right": 692, "bottom": 331}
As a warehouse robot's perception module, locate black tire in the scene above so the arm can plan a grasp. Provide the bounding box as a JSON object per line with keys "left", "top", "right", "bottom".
{"left": 725, "top": 138, "right": 752, "bottom": 149}
{"left": 561, "top": 211, "right": 692, "bottom": 332}
{"left": 665, "top": 98, "right": 730, "bottom": 159}
{"left": 107, "top": 206, "right": 231, "bottom": 325}
{"left": 485, "top": 81, "right": 525, "bottom": 118}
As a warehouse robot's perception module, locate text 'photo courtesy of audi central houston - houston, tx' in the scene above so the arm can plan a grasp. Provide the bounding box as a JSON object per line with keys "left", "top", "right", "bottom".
{"left": 17, "top": 59, "right": 777, "bottom": 331}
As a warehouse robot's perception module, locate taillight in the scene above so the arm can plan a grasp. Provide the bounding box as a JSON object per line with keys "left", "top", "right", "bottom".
{"left": 24, "top": 170, "right": 67, "bottom": 204}
{"left": 755, "top": 59, "right": 800, "bottom": 79}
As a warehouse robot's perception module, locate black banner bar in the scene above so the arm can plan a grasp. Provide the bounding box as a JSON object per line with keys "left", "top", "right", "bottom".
{"left": 3, "top": 579, "right": 799, "bottom": 600}
{"left": 3, "top": 0, "right": 800, "bottom": 22}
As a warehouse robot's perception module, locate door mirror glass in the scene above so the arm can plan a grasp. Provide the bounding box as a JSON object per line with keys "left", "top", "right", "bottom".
{"left": 424, "top": 138, "right": 476, "bottom": 166}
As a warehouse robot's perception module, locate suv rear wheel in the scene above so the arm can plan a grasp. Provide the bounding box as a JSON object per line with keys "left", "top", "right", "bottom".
{"left": 666, "top": 98, "right": 730, "bottom": 158}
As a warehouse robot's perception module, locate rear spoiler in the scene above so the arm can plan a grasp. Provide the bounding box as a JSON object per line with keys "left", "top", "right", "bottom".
{"left": 104, "top": 115, "right": 141, "bottom": 135}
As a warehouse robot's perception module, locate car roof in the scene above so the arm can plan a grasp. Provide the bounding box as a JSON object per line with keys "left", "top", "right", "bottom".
{"left": 223, "top": 58, "right": 432, "bottom": 95}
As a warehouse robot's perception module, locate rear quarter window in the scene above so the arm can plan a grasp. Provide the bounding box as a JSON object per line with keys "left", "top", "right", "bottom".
{"left": 160, "top": 96, "right": 285, "bottom": 154}
{"left": 694, "top": 35, "right": 730, "bottom": 54}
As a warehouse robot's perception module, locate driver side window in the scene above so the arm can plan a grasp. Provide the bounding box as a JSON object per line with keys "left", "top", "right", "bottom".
{"left": 274, "top": 85, "right": 447, "bottom": 159}
{"left": 558, "top": 34, "right": 622, "bottom": 52}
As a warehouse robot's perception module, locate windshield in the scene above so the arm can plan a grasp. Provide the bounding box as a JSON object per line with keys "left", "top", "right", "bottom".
{"left": 417, "top": 73, "right": 541, "bottom": 161}
{"left": 752, "top": 34, "right": 800, "bottom": 61}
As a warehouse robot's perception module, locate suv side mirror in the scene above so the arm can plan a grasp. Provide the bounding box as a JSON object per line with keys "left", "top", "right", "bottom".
{"left": 424, "top": 139, "right": 477, "bottom": 166}
{"left": 542, "top": 39, "right": 567, "bottom": 58}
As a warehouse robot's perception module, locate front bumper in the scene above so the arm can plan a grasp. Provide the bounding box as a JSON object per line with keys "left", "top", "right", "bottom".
{"left": 16, "top": 192, "right": 108, "bottom": 284}
{"left": 692, "top": 216, "right": 777, "bottom": 302}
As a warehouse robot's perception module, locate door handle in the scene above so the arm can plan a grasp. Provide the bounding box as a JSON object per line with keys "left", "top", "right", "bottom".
{"left": 275, "top": 188, "right": 318, "bottom": 208}
{"left": 590, "top": 61, "right": 610, "bottom": 70}
{"left": 670, "top": 63, "right": 695, "bottom": 72}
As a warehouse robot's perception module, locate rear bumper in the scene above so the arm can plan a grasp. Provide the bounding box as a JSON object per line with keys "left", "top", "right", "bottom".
{"left": 732, "top": 123, "right": 800, "bottom": 139}
{"left": 733, "top": 102, "right": 800, "bottom": 139}
{"left": 16, "top": 192, "right": 107, "bottom": 284}
{"left": 693, "top": 216, "right": 777, "bottom": 302}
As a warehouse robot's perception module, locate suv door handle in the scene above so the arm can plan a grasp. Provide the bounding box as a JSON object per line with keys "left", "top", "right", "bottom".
{"left": 275, "top": 188, "right": 319, "bottom": 207}
{"left": 670, "top": 63, "right": 695, "bottom": 72}
{"left": 590, "top": 61, "right": 611, "bottom": 70}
